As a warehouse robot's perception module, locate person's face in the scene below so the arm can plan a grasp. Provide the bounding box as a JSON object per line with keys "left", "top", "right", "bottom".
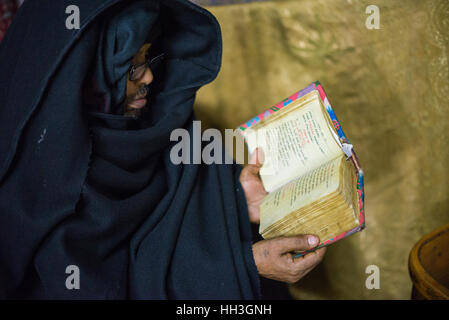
{"left": 125, "top": 43, "right": 154, "bottom": 113}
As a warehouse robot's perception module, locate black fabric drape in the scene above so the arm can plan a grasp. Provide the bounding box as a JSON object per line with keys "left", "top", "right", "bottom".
{"left": 0, "top": 0, "right": 260, "bottom": 299}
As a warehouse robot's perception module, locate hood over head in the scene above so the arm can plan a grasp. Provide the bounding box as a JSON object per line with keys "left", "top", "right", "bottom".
{"left": 85, "top": 0, "right": 160, "bottom": 113}
{"left": 0, "top": 0, "right": 223, "bottom": 178}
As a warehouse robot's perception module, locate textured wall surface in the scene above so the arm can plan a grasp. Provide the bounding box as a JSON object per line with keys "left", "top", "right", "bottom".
{"left": 193, "top": 0, "right": 449, "bottom": 299}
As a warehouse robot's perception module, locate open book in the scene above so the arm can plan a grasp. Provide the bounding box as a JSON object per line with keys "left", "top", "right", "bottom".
{"left": 238, "top": 81, "right": 365, "bottom": 255}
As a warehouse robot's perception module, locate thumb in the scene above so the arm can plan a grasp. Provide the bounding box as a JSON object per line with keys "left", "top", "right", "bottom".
{"left": 249, "top": 148, "right": 264, "bottom": 166}
{"left": 270, "top": 235, "right": 320, "bottom": 254}
{"left": 244, "top": 148, "right": 265, "bottom": 177}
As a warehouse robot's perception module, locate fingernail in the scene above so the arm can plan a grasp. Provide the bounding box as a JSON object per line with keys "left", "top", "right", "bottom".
{"left": 308, "top": 236, "right": 318, "bottom": 246}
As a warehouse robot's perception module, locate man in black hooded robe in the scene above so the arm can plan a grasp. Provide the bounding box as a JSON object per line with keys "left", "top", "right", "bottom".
{"left": 0, "top": 0, "right": 325, "bottom": 299}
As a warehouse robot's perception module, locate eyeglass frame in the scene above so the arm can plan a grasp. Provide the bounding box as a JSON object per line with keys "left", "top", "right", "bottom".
{"left": 128, "top": 52, "right": 165, "bottom": 82}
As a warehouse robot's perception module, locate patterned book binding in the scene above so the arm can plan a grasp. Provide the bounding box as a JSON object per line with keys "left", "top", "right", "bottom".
{"left": 238, "top": 81, "right": 365, "bottom": 256}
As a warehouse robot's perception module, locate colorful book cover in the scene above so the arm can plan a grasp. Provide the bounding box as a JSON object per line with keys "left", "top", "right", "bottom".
{"left": 238, "top": 81, "right": 365, "bottom": 256}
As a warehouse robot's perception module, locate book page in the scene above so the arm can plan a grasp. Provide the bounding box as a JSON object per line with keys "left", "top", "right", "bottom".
{"left": 244, "top": 92, "right": 343, "bottom": 192}
{"left": 259, "top": 155, "right": 343, "bottom": 234}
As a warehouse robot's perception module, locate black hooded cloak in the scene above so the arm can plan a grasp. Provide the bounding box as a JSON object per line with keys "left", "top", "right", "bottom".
{"left": 0, "top": 0, "right": 261, "bottom": 299}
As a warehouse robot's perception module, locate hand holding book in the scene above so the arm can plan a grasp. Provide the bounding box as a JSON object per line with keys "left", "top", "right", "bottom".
{"left": 252, "top": 234, "right": 326, "bottom": 284}
{"left": 239, "top": 81, "right": 365, "bottom": 258}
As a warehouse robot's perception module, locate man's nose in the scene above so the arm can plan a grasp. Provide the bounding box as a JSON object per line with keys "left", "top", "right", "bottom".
{"left": 139, "top": 67, "right": 154, "bottom": 86}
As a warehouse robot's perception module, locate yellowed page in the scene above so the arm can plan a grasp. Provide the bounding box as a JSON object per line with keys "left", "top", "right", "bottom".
{"left": 259, "top": 155, "right": 343, "bottom": 234}
{"left": 244, "top": 92, "right": 343, "bottom": 192}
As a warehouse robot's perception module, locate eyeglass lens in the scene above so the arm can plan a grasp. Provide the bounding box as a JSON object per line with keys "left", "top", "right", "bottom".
{"left": 130, "top": 64, "right": 147, "bottom": 81}
{"left": 130, "top": 53, "right": 165, "bottom": 81}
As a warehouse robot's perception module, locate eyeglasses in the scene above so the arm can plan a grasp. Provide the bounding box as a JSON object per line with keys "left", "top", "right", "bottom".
{"left": 128, "top": 53, "right": 165, "bottom": 82}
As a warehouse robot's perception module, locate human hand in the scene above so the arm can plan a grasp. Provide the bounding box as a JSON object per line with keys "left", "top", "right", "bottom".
{"left": 239, "top": 148, "right": 267, "bottom": 224}
{"left": 252, "top": 235, "right": 326, "bottom": 283}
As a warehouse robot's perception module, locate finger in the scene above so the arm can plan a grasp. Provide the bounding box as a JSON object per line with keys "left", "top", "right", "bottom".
{"left": 249, "top": 148, "right": 265, "bottom": 166}
{"left": 243, "top": 149, "right": 265, "bottom": 180}
{"left": 292, "top": 247, "right": 326, "bottom": 269}
{"left": 291, "top": 245, "right": 327, "bottom": 261}
{"left": 280, "top": 250, "right": 322, "bottom": 284}
{"left": 272, "top": 235, "right": 320, "bottom": 254}
{"left": 241, "top": 163, "right": 261, "bottom": 179}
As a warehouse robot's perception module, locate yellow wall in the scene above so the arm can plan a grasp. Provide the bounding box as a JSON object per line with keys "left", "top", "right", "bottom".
{"left": 194, "top": 0, "right": 449, "bottom": 299}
